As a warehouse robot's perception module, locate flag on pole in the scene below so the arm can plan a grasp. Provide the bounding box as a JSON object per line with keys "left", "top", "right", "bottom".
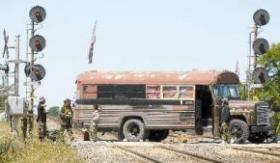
{"left": 88, "top": 21, "right": 97, "bottom": 64}
{"left": 235, "top": 60, "right": 240, "bottom": 76}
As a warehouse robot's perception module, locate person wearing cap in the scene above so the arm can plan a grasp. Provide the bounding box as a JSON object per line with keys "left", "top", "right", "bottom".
{"left": 36, "top": 96, "right": 47, "bottom": 140}
{"left": 60, "top": 98, "right": 73, "bottom": 140}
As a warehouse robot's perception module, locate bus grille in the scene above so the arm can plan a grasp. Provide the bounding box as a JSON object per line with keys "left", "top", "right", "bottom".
{"left": 256, "top": 104, "right": 270, "bottom": 126}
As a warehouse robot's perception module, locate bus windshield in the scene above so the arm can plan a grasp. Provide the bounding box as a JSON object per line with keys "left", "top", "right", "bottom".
{"left": 213, "top": 84, "right": 240, "bottom": 100}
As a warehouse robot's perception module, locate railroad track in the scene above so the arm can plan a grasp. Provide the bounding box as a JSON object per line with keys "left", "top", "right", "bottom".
{"left": 157, "top": 145, "right": 223, "bottom": 163}
{"left": 107, "top": 142, "right": 161, "bottom": 163}
{"left": 107, "top": 142, "right": 223, "bottom": 163}
{"left": 169, "top": 133, "right": 220, "bottom": 140}
{"left": 231, "top": 147, "right": 280, "bottom": 158}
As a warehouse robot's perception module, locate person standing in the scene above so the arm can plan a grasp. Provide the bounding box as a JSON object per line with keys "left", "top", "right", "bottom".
{"left": 21, "top": 101, "right": 34, "bottom": 140}
{"left": 60, "top": 98, "right": 73, "bottom": 139}
{"left": 90, "top": 105, "right": 100, "bottom": 141}
{"left": 220, "top": 98, "right": 231, "bottom": 143}
{"left": 36, "top": 97, "right": 47, "bottom": 141}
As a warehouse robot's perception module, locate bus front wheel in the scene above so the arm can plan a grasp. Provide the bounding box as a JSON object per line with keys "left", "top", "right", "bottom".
{"left": 122, "top": 119, "right": 145, "bottom": 141}
{"left": 229, "top": 119, "right": 249, "bottom": 143}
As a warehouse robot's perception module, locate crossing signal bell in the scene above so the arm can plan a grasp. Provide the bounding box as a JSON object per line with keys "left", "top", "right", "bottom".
{"left": 29, "top": 6, "right": 46, "bottom": 23}
{"left": 253, "top": 9, "right": 270, "bottom": 26}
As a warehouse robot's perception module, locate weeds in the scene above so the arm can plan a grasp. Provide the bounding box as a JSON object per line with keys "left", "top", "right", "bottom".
{"left": 0, "top": 122, "right": 84, "bottom": 163}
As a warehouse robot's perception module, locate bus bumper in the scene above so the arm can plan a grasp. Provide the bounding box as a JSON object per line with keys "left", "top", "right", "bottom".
{"left": 250, "top": 125, "right": 272, "bottom": 133}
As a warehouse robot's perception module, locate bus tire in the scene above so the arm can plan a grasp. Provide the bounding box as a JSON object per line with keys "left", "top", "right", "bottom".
{"left": 148, "top": 130, "right": 169, "bottom": 142}
{"left": 122, "top": 119, "right": 145, "bottom": 141}
{"left": 229, "top": 119, "right": 249, "bottom": 143}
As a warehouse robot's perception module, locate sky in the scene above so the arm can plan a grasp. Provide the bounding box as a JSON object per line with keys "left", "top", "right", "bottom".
{"left": 0, "top": 0, "right": 279, "bottom": 107}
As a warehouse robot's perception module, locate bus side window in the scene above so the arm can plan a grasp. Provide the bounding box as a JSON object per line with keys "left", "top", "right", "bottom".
{"left": 162, "top": 86, "right": 178, "bottom": 99}
{"left": 179, "top": 86, "right": 194, "bottom": 99}
{"left": 98, "top": 85, "right": 114, "bottom": 99}
{"left": 146, "top": 85, "right": 160, "bottom": 99}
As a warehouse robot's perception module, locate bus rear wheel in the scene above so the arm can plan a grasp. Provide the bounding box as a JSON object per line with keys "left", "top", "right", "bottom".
{"left": 148, "top": 130, "right": 169, "bottom": 142}
{"left": 122, "top": 119, "right": 145, "bottom": 141}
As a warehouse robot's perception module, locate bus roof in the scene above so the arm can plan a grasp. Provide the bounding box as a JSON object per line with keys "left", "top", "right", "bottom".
{"left": 76, "top": 70, "right": 239, "bottom": 85}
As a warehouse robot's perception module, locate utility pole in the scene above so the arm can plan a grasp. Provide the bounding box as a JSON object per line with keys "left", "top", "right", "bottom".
{"left": 14, "top": 35, "right": 20, "bottom": 96}
{"left": 247, "top": 24, "right": 258, "bottom": 100}
{"left": 7, "top": 35, "right": 26, "bottom": 96}
{"left": 30, "top": 21, "right": 35, "bottom": 111}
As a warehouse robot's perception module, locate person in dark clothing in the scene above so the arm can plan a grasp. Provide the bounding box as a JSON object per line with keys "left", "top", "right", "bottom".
{"left": 37, "top": 96, "right": 47, "bottom": 140}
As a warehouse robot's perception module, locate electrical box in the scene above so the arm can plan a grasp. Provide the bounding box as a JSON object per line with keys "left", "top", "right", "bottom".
{"left": 7, "top": 96, "right": 25, "bottom": 115}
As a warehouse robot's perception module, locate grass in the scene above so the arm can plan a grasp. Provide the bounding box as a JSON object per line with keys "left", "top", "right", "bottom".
{"left": 0, "top": 121, "right": 84, "bottom": 163}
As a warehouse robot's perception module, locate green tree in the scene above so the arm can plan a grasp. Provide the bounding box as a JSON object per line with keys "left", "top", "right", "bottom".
{"left": 257, "top": 43, "right": 280, "bottom": 110}
{"left": 48, "top": 106, "right": 60, "bottom": 117}
{"left": 239, "top": 84, "right": 248, "bottom": 100}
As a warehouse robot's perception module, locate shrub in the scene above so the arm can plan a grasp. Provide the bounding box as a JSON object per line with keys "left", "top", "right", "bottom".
{"left": 0, "top": 122, "right": 84, "bottom": 163}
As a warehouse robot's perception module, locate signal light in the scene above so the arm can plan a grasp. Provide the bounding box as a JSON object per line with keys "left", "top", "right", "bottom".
{"left": 253, "top": 9, "right": 270, "bottom": 26}
{"left": 30, "top": 64, "right": 46, "bottom": 81}
{"left": 29, "top": 6, "right": 46, "bottom": 23}
{"left": 252, "top": 67, "right": 268, "bottom": 84}
{"left": 24, "top": 63, "right": 46, "bottom": 81}
{"left": 253, "top": 38, "right": 269, "bottom": 56}
{"left": 29, "top": 35, "right": 46, "bottom": 52}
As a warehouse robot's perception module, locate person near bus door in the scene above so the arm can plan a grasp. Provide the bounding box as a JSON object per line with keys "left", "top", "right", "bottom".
{"left": 90, "top": 105, "right": 100, "bottom": 141}
{"left": 220, "top": 98, "right": 231, "bottom": 143}
{"left": 60, "top": 98, "right": 74, "bottom": 140}
{"left": 36, "top": 97, "right": 47, "bottom": 141}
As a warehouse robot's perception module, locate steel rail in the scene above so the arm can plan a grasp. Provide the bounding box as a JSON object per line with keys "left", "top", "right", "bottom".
{"left": 157, "top": 145, "right": 223, "bottom": 163}
{"left": 232, "top": 147, "right": 280, "bottom": 158}
{"left": 108, "top": 143, "right": 162, "bottom": 163}
{"left": 168, "top": 133, "right": 219, "bottom": 140}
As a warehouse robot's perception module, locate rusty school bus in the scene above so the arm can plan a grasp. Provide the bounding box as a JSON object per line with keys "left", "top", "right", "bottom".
{"left": 74, "top": 70, "right": 272, "bottom": 143}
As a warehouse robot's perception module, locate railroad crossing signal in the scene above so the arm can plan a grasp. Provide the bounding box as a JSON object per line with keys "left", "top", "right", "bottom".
{"left": 29, "top": 6, "right": 46, "bottom": 23}
{"left": 27, "top": 5, "right": 47, "bottom": 82}
{"left": 29, "top": 35, "right": 46, "bottom": 52}
{"left": 27, "top": 5, "right": 47, "bottom": 114}
{"left": 253, "top": 9, "right": 270, "bottom": 26}
{"left": 249, "top": 9, "right": 270, "bottom": 85}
